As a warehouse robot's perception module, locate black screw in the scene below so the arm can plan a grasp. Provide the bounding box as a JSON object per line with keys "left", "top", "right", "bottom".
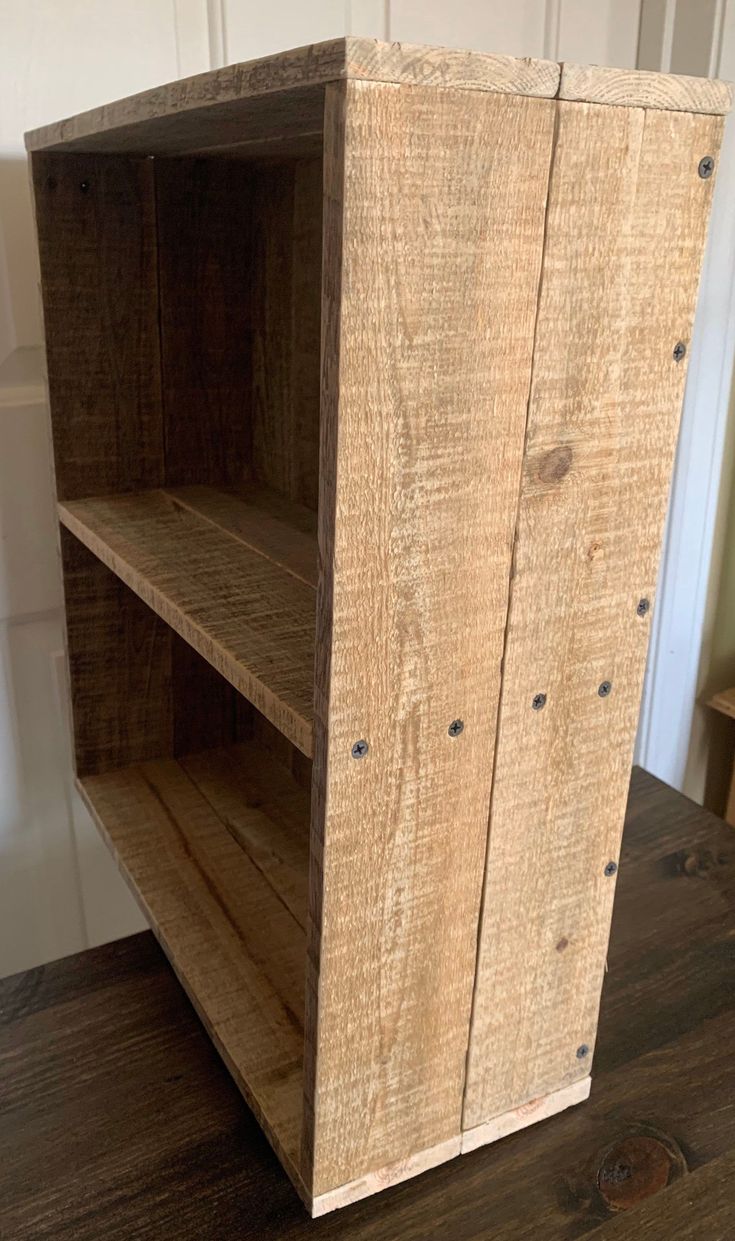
{"left": 673, "top": 341, "right": 687, "bottom": 363}
{"left": 598, "top": 681, "right": 612, "bottom": 698}
{"left": 46, "top": 175, "right": 57, "bottom": 191}
{"left": 637, "top": 597, "right": 650, "bottom": 617}
{"left": 79, "top": 180, "right": 90, "bottom": 193}
{"left": 576, "top": 1044, "right": 590, "bottom": 1059}
{"left": 448, "top": 719, "right": 464, "bottom": 738}
{"left": 532, "top": 693, "right": 547, "bottom": 711}
{"left": 698, "top": 155, "right": 715, "bottom": 179}
{"left": 604, "top": 861, "right": 618, "bottom": 877}
{"left": 351, "top": 739, "right": 368, "bottom": 759}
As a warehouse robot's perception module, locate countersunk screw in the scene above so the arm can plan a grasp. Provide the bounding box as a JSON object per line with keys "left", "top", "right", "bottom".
{"left": 79, "top": 180, "right": 90, "bottom": 193}
{"left": 698, "top": 155, "right": 715, "bottom": 179}
{"left": 673, "top": 341, "right": 687, "bottom": 363}
{"left": 532, "top": 693, "right": 547, "bottom": 711}
{"left": 637, "top": 597, "right": 650, "bottom": 617}
{"left": 577, "top": 1044, "right": 590, "bottom": 1060}
{"left": 604, "top": 861, "right": 618, "bottom": 877}
{"left": 448, "top": 719, "right": 464, "bottom": 738}
{"left": 598, "top": 681, "right": 612, "bottom": 698}
{"left": 351, "top": 739, "right": 368, "bottom": 759}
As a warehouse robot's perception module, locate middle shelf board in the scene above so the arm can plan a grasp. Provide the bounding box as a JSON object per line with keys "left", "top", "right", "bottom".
{"left": 58, "top": 485, "right": 318, "bottom": 756}
{"left": 78, "top": 738, "right": 311, "bottom": 1191}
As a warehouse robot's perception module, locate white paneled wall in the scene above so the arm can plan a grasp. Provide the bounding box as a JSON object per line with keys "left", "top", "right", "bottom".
{"left": 2, "top": 0, "right": 694, "bottom": 978}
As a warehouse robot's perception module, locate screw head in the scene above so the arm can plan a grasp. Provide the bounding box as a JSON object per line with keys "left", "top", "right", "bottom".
{"left": 351, "top": 739, "right": 368, "bottom": 759}
{"left": 604, "top": 861, "right": 618, "bottom": 877}
{"left": 698, "top": 155, "right": 715, "bottom": 180}
{"left": 532, "top": 693, "right": 547, "bottom": 711}
{"left": 598, "top": 681, "right": 612, "bottom": 698}
{"left": 46, "top": 175, "right": 57, "bottom": 191}
{"left": 673, "top": 341, "right": 687, "bottom": 363}
{"left": 448, "top": 719, "right": 464, "bottom": 738}
{"left": 576, "top": 1044, "right": 590, "bottom": 1060}
{"left": 637, "top": 597, "right": 650, "bottom": 618}
{"left": 79, "top": 180, "right": 90, "bottom": 193}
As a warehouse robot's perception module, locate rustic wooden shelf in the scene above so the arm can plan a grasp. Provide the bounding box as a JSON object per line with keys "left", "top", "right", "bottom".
{"left": 59, "top": 487, "right": 317, "bottom": 756}
{"left": 28, "top": 34, "right": 729, "bottom": 1219}
{"left": 78, "top": 739, "right": 310, "bottom": 1189}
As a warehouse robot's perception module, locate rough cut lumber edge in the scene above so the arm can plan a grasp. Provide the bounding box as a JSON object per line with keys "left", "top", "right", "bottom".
{"left": 304, "top": 79, "right": 555, "bottom": 1198}
{"left": 309, "top": 1135, "right": 461, "bottom": 1217}
{"left": 559, "top": 62, "right": 732, "bottom": 114}
{"left": 461, "top": 1078, "right": 591, "bottom": 1155}
{"left": 24, "top": 37, "right": 559, "bottom": 153}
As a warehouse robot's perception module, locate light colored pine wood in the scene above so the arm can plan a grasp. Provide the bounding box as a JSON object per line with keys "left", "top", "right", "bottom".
{"left": 58, "top": 489, "right": 316, "bottom": 756}
{"left": 24, "top": 38, "right": 560, "bottom": 156}
{"left": 310, "top": 1135, "right": 462, "bottom": 1217}
{"left": 460, "top": 1077, "right": 591, "bottom": 1154}
{"left": 464, "top": 103, "right": 724, "bottom": 1131}
{"left": 708, "top": 686, "right": 735, "bottom": 721}
{"left": 78, "top": 740, "right": 309, "bottom": 1193}
{"left": 560, "top": 62, "right": 732, "bottom": 115}
{"left": 304, "top": 79, "right": 556, "bottom": 1198}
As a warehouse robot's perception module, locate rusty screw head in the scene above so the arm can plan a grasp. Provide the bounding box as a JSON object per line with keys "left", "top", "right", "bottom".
{"left": 698, "top": 155, "right": 715, "bottom": 179}
{"left": 532, "top": 693, "right": 547, "bottom": 711}
{"left": 577, "top": 1044, "right": 590, "bottom": 1059}
{"left": 448, "top": 719, "right": 464, "bottom": 738}
{"left": 637, "top": 597, "right": 650, "bottom": 617}
{"left": 673, "top": 341, "right": 687, "bottom": 363}
{"left": 605, "top": 861, "right": 618, "bottom": 877}
{"left": 351, "top": 739, "right": 368, "bottom": 759}
{"left": 598, "top": 681, "right": 612, "bottom": 698}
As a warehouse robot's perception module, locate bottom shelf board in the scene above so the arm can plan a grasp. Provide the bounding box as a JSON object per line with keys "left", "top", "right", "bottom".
{"left": 78, "top": 740, "right": 311, "bottom": 1191}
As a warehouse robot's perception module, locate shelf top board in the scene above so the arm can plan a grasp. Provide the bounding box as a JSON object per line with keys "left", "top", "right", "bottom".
{"left": 24, "top": 38, "right": 731, "bottom": 158}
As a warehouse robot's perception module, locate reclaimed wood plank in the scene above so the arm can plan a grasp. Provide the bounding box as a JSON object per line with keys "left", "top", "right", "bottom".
{"left": 464, "top": 103, "right": 724, "bottom": 1130}
{"left": 560, "top": 62, "right": 732, "bottom": 115}
{"left": 304, "top": 80, "right": 556, "bottom": 1198}
{"left": 58, "top": 490, "right": 316, "bottom": 756}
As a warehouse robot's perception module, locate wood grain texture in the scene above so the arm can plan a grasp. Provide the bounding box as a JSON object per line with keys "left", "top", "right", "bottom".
{"left": 31, "top": 152, "right": 163, "bottom": 500}
{"left": 3, "top": 769, "right": 735, "bottom": 1238}
{"left": 58, "top": 490, "right": 316, "bottom": 756}
{"left": 61, "top": 531, "right": 172, "bottom": 776}
{"left": 464, "top": 104, "right": 724, "bottom": 1130}
{"left": 155, "top": 159, "right": 252, "bottom": 488}
{"left": 78, "top": 741, "right": 308, "bottom": 1192}
{"left": 304, "top": 80, "right": 556, "bottom": 1197}
{"left": 560, "top": 62, "right": 732, "bottom": 115}
{"left": 24, "top": 38, "right": 560, "bottom": 155}
{"left": 461, "top": 1077, "right": 591, "bottom": 1154}
{"left": 250, "top": 158, "right": 323, "bottom": 511}
{"left": 311, "top": 1136, "right": 461, "bottom": 1217}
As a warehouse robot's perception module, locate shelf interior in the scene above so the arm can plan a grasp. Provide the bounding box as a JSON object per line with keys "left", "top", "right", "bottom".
{"left": 59, "top": 484, "right": 318, "bottom": 757}
{"left": 79, "top": 737, "right": 311, "bottom": 1188}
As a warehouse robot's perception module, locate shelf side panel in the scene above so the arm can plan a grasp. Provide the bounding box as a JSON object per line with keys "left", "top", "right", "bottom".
{"left": 463, "top": 104, "right": 724, "bottom": 1129}
{"left": 304, "top": 80, "right": 557, "bottom": 1196}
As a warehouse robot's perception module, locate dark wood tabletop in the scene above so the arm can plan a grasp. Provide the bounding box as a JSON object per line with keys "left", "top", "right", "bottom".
{"left": 1, "top": 767, "right": 734, "bottom": 1239}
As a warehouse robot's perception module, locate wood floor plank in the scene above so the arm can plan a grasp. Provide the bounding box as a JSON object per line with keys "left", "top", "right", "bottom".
{"left": 58, "top": 488, "right": 316, "bottom": 756}
{"left": 79, "top": 740, "right": 309, "bottom": 1191}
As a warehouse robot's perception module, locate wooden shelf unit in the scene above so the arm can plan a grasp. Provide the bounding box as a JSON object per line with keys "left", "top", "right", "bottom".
{"left": 27, "top": 36, "right": 730, "bottom": 1218}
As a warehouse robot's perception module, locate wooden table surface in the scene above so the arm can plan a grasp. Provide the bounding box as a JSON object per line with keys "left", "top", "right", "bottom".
{"left": 1, "top": 767, "right": 734, "bottom": 1239}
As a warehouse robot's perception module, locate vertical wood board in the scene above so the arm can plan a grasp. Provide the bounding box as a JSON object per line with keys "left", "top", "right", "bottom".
{"left": 31, "top": 152, "right": 163, "bottom": 500}
{"left": 463, "top": 102, "right": 724, "bottom": 1129}
{"left": 304, "top": 79, "right": 556, "bottom": 1196}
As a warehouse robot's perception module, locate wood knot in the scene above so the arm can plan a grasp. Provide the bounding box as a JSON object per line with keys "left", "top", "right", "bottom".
{"left": 597, "top": 1134, "right": 686, "bottom": 1212}
{"left": 538, "top": 445, "right": 573, "bottom": 485}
